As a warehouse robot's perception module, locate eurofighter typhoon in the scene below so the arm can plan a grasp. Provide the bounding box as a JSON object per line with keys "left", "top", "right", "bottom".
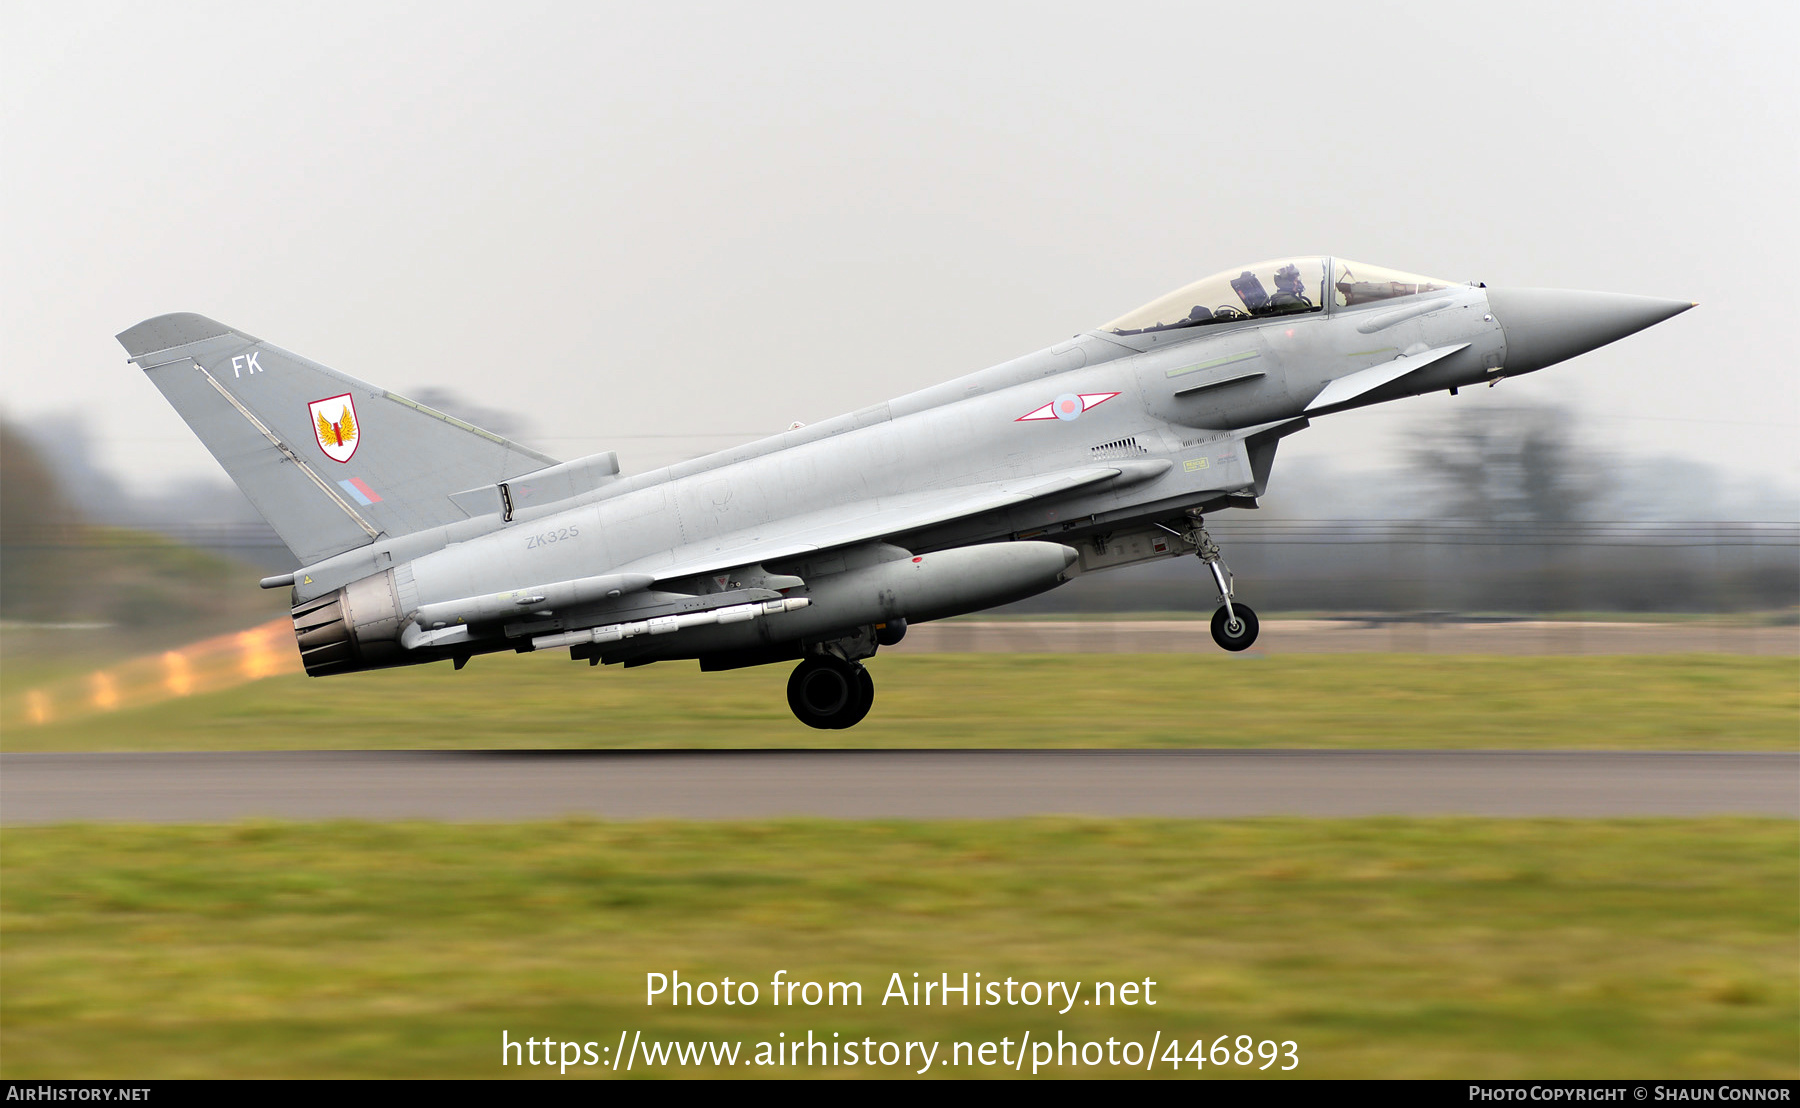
{"left": 119, "top": 259, "right": 1691, "bottom": 728}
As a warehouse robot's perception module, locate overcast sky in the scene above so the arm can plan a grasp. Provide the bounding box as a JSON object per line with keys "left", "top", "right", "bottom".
{"left": 5, "top": 1, "right": 1795, "bottom": 504}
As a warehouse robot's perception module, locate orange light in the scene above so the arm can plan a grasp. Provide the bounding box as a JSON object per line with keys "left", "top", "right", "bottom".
{"left": 11, "top": 616, "right": 299, "bottom": 727}
{"left": 90, "top": 672, "right": 118, "bottom": 711}
{"left": 239, "top": 628, "right": 278, "bottom": 680}
{"left": 164, "top": 651, "right": 193, "bottom": 697}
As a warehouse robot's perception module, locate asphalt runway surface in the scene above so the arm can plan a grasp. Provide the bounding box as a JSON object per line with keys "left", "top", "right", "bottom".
{"left": 3, "top": 750, "right": 1793, "bottom": 823}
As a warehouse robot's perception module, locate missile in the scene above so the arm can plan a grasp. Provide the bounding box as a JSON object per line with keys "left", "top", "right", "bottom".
{"left": 410, "top": 572, "right": 656, "bottom": 630}
{"left": 531, "top": 596, "right": 812, "bottom": 651}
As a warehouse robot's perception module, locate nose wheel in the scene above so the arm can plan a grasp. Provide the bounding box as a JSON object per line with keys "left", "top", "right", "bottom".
{"left": 1210, "top": 603, "right": 1259, "bottom": 651}
{"left": 788, "top": 655, "right": 875, "bottom": 729}
{"left": 1188, "top": 512, "right": 1260, "bottom": 652}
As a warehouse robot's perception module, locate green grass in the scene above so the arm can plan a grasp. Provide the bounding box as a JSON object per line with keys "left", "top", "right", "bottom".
{"left": 5, "top": 654, "right": 1795, "bottom": 751}
{"left": 2, "top": 818, "right": 1793, "bottom": 1078}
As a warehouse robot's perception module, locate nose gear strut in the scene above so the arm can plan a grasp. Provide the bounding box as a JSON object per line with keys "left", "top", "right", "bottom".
{"left": 1186, "top": 510, "right": 1260, "bottom": 651}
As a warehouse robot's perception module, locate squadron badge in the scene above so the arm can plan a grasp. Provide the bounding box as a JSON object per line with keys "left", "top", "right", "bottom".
{"left": 309, "top": 393, "right": 361, "bottom": 463}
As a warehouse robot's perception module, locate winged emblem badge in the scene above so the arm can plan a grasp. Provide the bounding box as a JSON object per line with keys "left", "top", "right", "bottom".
{"left": 308, "top": 393, "right": 360, "bottom": 463}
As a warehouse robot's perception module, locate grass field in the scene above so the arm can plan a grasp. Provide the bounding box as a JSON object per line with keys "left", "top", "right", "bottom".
{"left": 1, "top": 818, "right": 1793, "bottom": 1078}
{"left": 5, "top": 654, "right": 1794, "bottom": 751}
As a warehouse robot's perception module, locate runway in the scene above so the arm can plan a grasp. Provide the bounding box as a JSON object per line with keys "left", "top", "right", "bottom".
{"left": 3, "top": 750, "right": 1793, "bottom": 823}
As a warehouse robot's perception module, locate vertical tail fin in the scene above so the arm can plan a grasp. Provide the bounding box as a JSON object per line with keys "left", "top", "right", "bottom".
{"left": 118, "top": 313, "right": 558, "bottom": 565}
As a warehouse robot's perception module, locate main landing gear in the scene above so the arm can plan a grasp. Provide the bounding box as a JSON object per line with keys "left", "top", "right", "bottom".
{"left": 787, "top": 654, "right": 874, "bottom": 729}
{"left": 1189, "top": 512, "right": 1259, "bottom": 652}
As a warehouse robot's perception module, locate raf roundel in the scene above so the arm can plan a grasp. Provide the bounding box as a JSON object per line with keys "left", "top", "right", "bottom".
{"left": 1015, "top": 391, "right": 1120, "bottom": 422}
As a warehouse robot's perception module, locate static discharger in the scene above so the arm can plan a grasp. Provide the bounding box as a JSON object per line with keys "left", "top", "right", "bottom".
{"left": 532, "top": 597, "right": 812, "bottom": 652}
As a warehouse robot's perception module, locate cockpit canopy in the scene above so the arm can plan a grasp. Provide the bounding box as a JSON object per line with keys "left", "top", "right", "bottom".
{"left": 1101, "top": 257, "right": 1461, "bottom": 336}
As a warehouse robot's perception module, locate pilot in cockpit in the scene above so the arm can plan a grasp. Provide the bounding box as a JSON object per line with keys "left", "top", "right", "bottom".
{"left": 1104, "top": 258, "right": 1451, "bottom": 338}
{"left": 1268, "top": 263, "right": 1311, "bottom": 309}
{"left": 1226, "top": 263, "right": 1312, "bottom": 316}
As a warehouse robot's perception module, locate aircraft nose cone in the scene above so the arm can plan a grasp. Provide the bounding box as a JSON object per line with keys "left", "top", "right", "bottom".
{"left": 1487, "top": 288, "right": 1693, "bottom": 375}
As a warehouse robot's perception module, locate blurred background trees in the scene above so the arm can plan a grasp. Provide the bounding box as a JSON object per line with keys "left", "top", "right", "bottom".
{"left": 1, "top": 415, "right": 286, "bottom": 651}
{"left": 1404, "top": 403, "right": 1603, "bottom": 524}
{"left": 1, "top": 417, "right": 81, "bottom": 620}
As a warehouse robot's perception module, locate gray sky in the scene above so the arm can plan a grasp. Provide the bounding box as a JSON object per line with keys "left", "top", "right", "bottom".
{"left": 6, "top": 1, "right": 1796, "bottom": 501}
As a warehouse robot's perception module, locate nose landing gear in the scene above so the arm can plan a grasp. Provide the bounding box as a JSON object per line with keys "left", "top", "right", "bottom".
{"left": 787, "top": 654, "right": 875, "bottom": 729}
{"left": 1188, "top": 512, "right": 1259, "bottom": 652}
{"left": 1210, "top": 603, "right": 1259, "bottom": 651}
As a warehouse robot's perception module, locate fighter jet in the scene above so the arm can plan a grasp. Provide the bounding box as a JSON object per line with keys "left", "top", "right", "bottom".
{"left": 118, "top": 258, "right": 1691, "bottom": 728}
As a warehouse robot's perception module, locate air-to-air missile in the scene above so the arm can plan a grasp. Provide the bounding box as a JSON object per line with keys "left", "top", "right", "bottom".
{"left": 119, "top": 257, "right": 1691, "bottom": 727}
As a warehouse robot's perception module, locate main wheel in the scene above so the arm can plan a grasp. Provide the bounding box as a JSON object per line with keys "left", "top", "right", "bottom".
{"left": 1209, "top": 603, "right": 1259, "bottom": 651}
{"left": 787, "top": 657, "right": 875, "bottom": 729}
{"left": 841, "top": 665, "right": 875, "bottom": 729}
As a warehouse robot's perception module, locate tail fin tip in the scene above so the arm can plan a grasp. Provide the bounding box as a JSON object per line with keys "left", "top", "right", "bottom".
{"left": 117, "top": 314, "right": 254, "bottom": 361}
